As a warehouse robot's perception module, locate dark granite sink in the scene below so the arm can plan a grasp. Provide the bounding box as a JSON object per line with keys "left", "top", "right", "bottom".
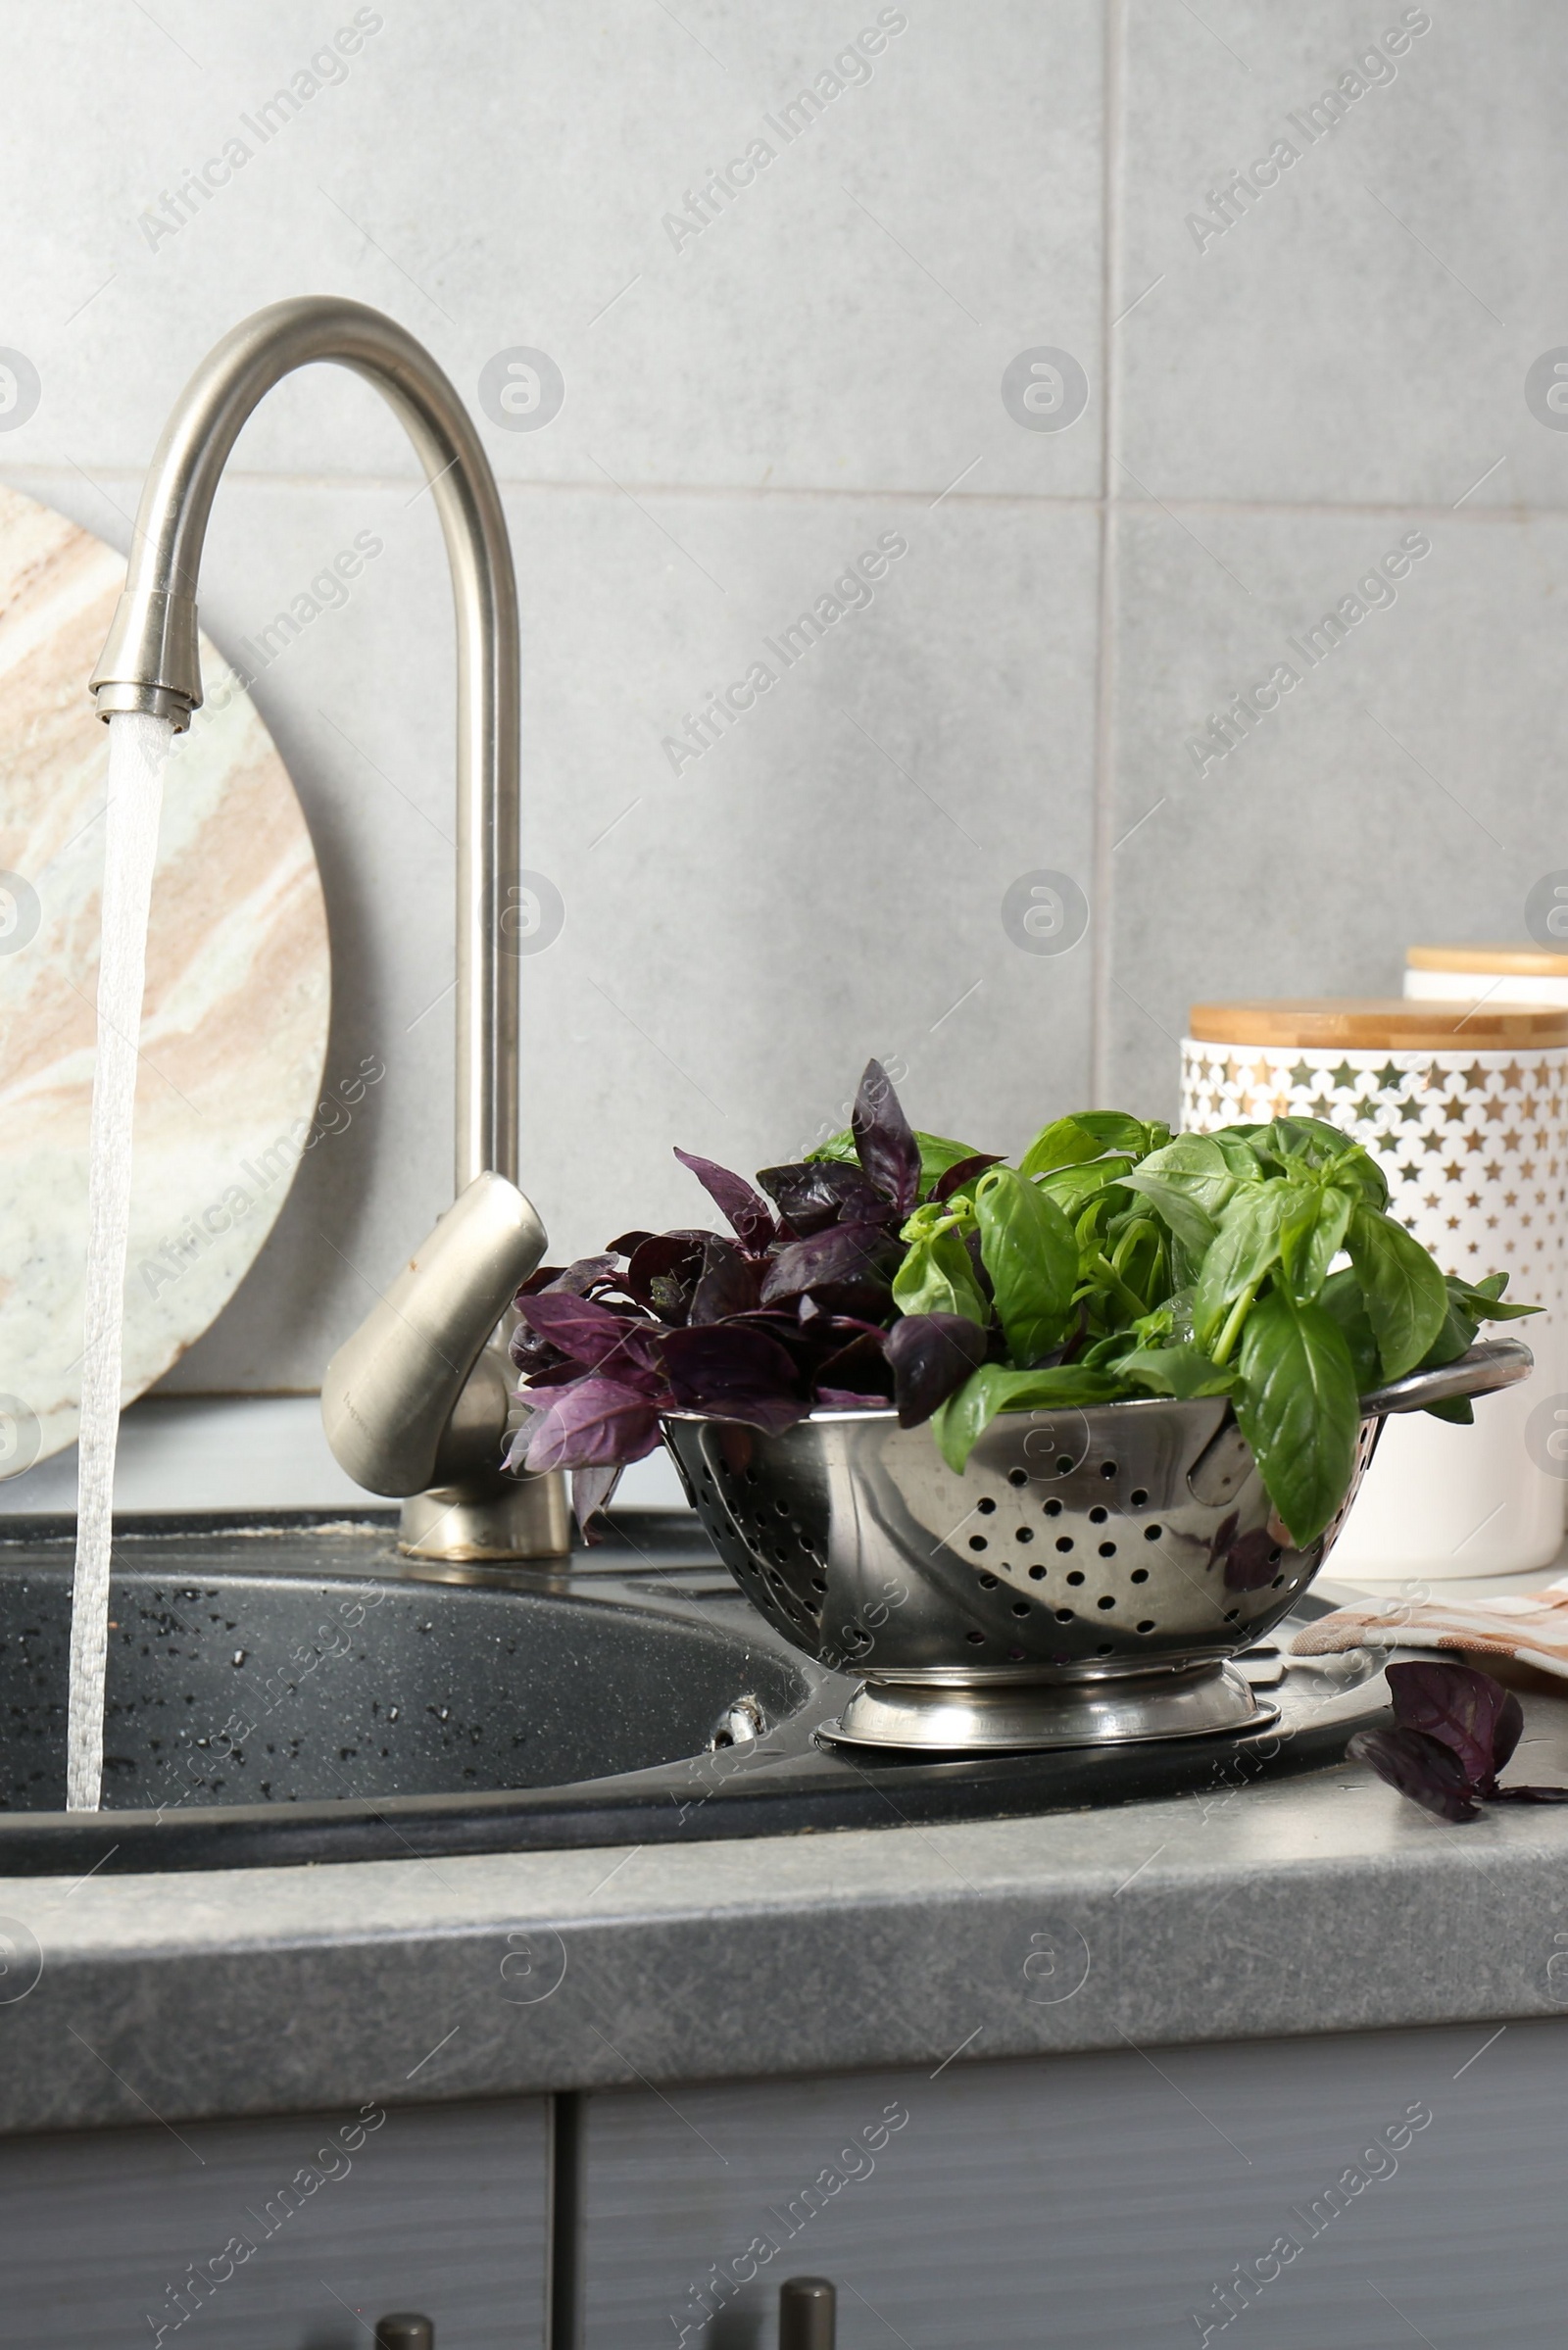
{"left": 0, "top": 1511, "right": 1382, "bottom": 1872}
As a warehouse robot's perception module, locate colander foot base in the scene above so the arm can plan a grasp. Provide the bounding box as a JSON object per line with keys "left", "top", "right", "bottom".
{"left": 819, "top": 1662, "right": 1278, "bottom": 1752}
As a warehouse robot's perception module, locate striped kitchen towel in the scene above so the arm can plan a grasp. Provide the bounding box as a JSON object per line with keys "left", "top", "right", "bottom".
{"left": 1291, "top": 1583, "right": 1568, "bottom": 1682}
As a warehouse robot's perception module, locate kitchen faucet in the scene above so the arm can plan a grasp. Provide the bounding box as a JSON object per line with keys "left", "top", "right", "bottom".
{"left": 89, "top": 295, "right": 568, "bottom": 1560}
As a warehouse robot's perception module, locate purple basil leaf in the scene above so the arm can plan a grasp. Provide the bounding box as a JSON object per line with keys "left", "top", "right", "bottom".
{"left": 522, "top": 1376, "right": 663, "bottom": 1471}
{"left": 932, "top": 1151, "right": 1005, "bottom": 1204}
{"left": 661, "top": 1323, "right": 808, "bottom": 1433}
{"left": 519, "top": 1290, "right": 637, "bottom": 1367}
{"left": 1385, "top": 1660, "right": 1524, "bottom": 1793}
{"left": 688, "top": 1234, "right": 762, "bottom": 1325}
{"left": 514, "top": 1358, "right": 584, "bottom": 1392}
{"left": 1489, "top": 1784, "right": 1568, "bottom": 1803}
{"left": 886, "top": 1312, "right": 989, "bottom": 1428}
{"left": 1223, "top": 1527, "right": 1279, "bottom": 1592}
{"left": 624, "top": 1230, "right": 709, "bottom": 1321}
{"left": 816, "top": 1388, "right": 888, "bottom": 1409}
{"left": 757, "top": 1159, "right": 891, "bottom": 1236}
{"left": 501, "top": 1415, "right": 537, "bottom": 1474}
{"left": 570, "top": 1462, "right": 624, "bottom": 1543}
{"left": 812, "top": 1329, "right": 894, "bottom": 1404}
{"left": 1347, "top": 1726, "right": 1483, "bottom": 1823}
{"left": 515, "top": 1263, "right": 567, "bottom": 1299}
{"left": 852, "top": 1058, "right": 922, "bottom": 1213}
{"left": 606, "top": 1229, "right": 655, "bottom": 1258}
{"left": 672, "top": 1148, "right": 775, "bottom": 1252}
{"left": 760, "top": 1220, "right": 900, "bottom": 1305}
{"left": 514, "top": 1253, "right": 617, "bottom": 1305}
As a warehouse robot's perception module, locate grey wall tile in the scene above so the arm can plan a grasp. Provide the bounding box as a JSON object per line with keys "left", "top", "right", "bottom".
{"left": 19, "top": 466, "right": 1100, "bottom": 1391}
{"left": 0, "top": 0, "right": 1102, "bottom": 496}
{"left": 1104, "top": 499, "right": 1565, "bottom": 1116}
{"left": 1117, "top": 0, "right": 1568, "bottom": 509}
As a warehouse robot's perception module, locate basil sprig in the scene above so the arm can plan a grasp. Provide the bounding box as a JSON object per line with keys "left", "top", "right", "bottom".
{"left": 909, "top": 1112, "right": 1536, "bottom": 1547}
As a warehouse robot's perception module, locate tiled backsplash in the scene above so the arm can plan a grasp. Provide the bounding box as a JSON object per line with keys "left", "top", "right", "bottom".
{"left": 2, "top": 0, "right": 1560, "bottom": 1394}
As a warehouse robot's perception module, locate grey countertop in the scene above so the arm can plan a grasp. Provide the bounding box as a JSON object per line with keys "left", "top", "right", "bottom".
{"left": 4, "top": 1619, "right": 1568, "bottom": 2136}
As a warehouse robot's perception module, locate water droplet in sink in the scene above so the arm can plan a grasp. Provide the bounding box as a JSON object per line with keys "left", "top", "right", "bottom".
{"left": 387, "top": 1706, "right": 400, "bottom": 1722}
{"left": 231, "top": 1650, "right": 247, "bottom": 1668}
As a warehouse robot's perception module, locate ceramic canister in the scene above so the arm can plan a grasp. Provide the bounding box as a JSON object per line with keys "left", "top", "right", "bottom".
{"left": 1405, "top": 943, "right": 1568, "bottom": 1010}
{"left": 1404, "top": 951, "right": 1568, "bottom": 1542}
{"left": 1179, "top": 1000, "right": 1568, "bottom": 1580}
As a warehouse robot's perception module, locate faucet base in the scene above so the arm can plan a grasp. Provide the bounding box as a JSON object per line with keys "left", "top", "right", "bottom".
{"left": 398, "top": 1468, "right": 571, "bottom": 1563}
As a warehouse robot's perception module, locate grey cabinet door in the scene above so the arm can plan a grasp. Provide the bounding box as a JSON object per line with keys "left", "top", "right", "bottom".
{"left": 0, "top": 2095, "right": 549, "bottom": 2348}
{"left": 580, "top": 2018, "right": 1568, "bottom": 2348}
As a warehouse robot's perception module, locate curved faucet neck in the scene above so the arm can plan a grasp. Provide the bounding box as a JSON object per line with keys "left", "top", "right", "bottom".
{"left": 89, "top": 295, "right": 519, "bottom": 1192}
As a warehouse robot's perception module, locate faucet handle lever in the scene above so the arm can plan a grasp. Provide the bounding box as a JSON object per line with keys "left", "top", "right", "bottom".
{"left": 321, "top": 1171, "right": 546, "bottom": 1498}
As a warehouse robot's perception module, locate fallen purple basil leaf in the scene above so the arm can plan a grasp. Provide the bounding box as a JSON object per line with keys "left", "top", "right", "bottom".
{"left": 673, "top": 1147, "right": 776, "bottom": 1252}
{"left": 1347, "top": 1726, "right": 1483, "bottom": 1824}
{"left": 815, "top": 1388, "right": 889, "bottom": 1409}
{"left": 886, "top": 1311, "right": 989, "bottom": 1428}
{"left": 1385, "top": 1659, "right": 1524, "bottom": 1791}
{"left": 1487, "top": 1783, "right": 1568, "bottom": 1802}
{"left": 852, "top": 1057, "right": 922, "bottom": 1214}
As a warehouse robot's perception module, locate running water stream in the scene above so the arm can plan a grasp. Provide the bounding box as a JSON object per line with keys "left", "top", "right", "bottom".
{"left": 65, "top": 709, "right": 173, "bottom": 1811}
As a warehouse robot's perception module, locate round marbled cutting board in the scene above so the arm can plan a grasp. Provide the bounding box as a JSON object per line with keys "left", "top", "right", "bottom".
{"left": 0, "top": 482, "right": 330, "bottom": 1469}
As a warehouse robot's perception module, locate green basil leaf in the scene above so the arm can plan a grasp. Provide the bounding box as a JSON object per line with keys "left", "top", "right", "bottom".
{"left": 1346, "top": 1205, "right": 1448, "bottom": 1382}
{"left": 1114, "top": 1343, "right": 1236, "bottom": 1399}
{"left": 1444, "top": 1271, "right": 1539, "bottom": 1322}
{"left": 1254, "top": 1118, "right": 1389, "bottom": 1206}
{"left": 1017, "top": 1115, "right": 1109, "bottom": 1177}
{"left": 931, "top": 1363, "right": 1122, "bottom": 1473}
{"left": 1119, "top": 1138, "right": 1231, "bottom": 1254}
{"left": 1318, "top": 1266, "right": 1382, "bottom": 1393}
{"left": 1209, "top": 1131, "right": 1266, "bottom": 1182}
{"left": 974, "top": 1167, "right": 1078, "bottom": 1365}
{"left": 1282, "top": 1182, "right": 1353, "bottom": 1302}
{"left": 1233, "top": 1289, "right": 1360, "bottom": 1547}
{"left": 1424, "top": 1395, "right": 1475, "bottom": 1425}
{"left": 1036, "top": 1155, "right": 1136, "bottom": 1215}
{"left": 890, "top": 1228, "right": 988, "bottom": 1326}
{"left": 1192, "top": 1186, "right": 1290, "bottom": 1350}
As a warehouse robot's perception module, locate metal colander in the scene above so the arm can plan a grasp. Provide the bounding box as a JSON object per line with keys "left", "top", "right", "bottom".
{"left": 662, "top": 1340, "right": 1531, "bottom": 1751}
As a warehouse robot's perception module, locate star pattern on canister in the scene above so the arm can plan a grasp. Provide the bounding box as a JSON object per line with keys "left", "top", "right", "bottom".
{"left": 1178, "top": 1040, "right": 1566, "bottom": 1297}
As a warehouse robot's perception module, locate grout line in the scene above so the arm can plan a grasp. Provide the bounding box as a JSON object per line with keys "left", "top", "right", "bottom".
{"left": 1088, "top": 0, "right": 1128, "bottom": 1110}
{"left": 0, "top": 463, "right": 1548, "bottom": 525}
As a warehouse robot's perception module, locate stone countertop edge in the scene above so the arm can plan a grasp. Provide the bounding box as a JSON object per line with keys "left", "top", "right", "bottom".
{"left": 3, "top": 1692, "right": 1568, "bottom": 2136}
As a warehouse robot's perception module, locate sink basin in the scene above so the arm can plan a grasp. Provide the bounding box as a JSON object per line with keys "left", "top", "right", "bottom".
{"left": 0, "top": 1511, "right": 1389, "bottom": 1872}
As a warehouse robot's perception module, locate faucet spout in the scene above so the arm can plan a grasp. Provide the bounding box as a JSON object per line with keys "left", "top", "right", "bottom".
{"left": 91, "top": 297, "right": 568, "bottom": 1559}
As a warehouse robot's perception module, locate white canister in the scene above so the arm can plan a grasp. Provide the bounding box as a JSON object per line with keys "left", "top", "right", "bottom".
{"left": 1405, "top": 943, "right": 1568, "bottom": 1010}
{"left": 1405, "top": 950, "right": 1568, "bottom": 1542}
{"left": 1180, "top": 999, "right": 1568, "bottom": 1580}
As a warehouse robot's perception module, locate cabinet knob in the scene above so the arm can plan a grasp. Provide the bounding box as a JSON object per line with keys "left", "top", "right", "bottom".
{"left": 374, "top": 2318, "right": 433, "bottom": 2350}
{"left": 779, "top": 2276, "right": 835, "bottom": 2350}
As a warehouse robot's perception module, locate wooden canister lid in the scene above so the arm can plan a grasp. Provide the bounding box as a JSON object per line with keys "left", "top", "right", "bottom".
{"left": 1406, "top": 943, "right": 1568, "bottom": 978}
{"left": 1188, "top": 997, "right": 1568, "bottom": 1049}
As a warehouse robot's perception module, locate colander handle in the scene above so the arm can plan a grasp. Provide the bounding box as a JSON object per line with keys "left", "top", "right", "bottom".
{"left": 1359, "top": 1338, "right": 1534, "bottom": 1418}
